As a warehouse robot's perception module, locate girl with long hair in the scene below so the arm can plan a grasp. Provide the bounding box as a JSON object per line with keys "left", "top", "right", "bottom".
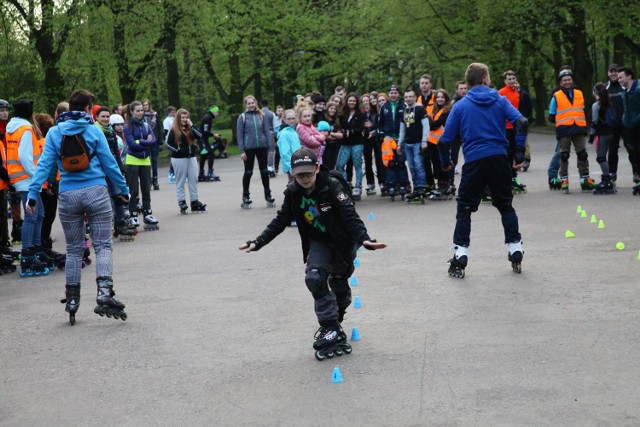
{"left": 322, "top": 101, "right": 343, "bottom": 169}
{"left": 427, "top": 89, "right": 454, "bottom": 199}
{"left": 335, "top": 93, "right": 365, "bottom": 199}
{"left": 590, "top": 83, "right": 616, "bottom": 194}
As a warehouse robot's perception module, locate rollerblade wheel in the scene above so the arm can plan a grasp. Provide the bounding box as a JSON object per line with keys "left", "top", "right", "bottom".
{"left": 335, "top": 349, "right": 343, "bottom": 356}
{"left": 69, "top": 314, "right": 75, "bottom": 325}
{"left": 512, "top": 263, "right": 522, "bottom": 274}
{"left": 315, "top": 350, "right": 326, "bottom": 361}
{"left": 343, "top": 344, "right": 352, "bottom": 354}
{"left": 120, "top": 312, "right": 127, "bottom": 321}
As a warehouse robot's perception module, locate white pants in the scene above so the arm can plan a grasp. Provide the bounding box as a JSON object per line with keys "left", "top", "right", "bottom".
{"left": 171, "top": 157, "right": 199, "bottom": 202}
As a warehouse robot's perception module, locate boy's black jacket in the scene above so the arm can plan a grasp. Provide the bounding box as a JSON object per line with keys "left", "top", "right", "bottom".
{"left": 253, "top": 165, "right": 371, "bottom": 262}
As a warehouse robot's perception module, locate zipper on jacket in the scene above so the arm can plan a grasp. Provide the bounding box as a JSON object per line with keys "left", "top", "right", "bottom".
{"left": 253, "top": 115, "right": 259, "bottom": 148}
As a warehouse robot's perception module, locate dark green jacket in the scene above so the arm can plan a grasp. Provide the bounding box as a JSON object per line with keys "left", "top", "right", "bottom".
{"left": 622, "top": 80, "right": 640, "bottom": 129}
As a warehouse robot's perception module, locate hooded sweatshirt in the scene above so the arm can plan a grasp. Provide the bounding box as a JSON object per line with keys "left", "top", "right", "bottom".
{"left": 6, "top": 117, "right": 38, "bottom": 192}
{"left": 27, "top": 112, "right": 128, "bottom": 201}
{"left": 439, "top": 85, "right": 523, "bottom": 164}
{"left": 236, "top": 110, "right": 274, "bottom": 153}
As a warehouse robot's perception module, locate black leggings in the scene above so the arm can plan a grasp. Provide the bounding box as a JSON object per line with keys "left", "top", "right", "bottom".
{"left": 243, "top": 148, "right": 271, "bottom": 196}
{"left": 40, "top": 186, "right": 58, "bottom": 244}
{"left": 199, "top": 152, "right": 214, "bottom": 172}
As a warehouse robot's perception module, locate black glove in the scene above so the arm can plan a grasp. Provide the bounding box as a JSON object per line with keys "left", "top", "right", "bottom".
{"left": 514, "top": 147, "right": 526, "bottom": 165}
{"left": 0, "top": 166, "right": 9, "bottom": 182}
{"left": 548, "top": 114, "right": 556, "bottom": 124}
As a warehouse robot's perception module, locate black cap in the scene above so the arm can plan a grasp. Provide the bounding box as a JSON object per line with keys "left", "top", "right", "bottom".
{"left": 290, "top": 148, "right": 318, "bottom": 174}
{"left": 389, "top": 85, "right": 399, "bottom": 92}
{"left": 312, "top": 94, "right": 326, "bottom": 104}
{"left": 608, "top": 63, "right": 620, "bottom": 71}
{"left": 12, "top": 99, "right": 33, "bottom": 119}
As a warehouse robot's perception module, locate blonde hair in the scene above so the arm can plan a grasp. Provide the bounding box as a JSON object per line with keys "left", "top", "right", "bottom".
{"left": 283, "top": 109, "right": 296, "bottom": 125}
{"left": 171, "top": 109, "right": 196, "bottom": 145}
{"left": 296, "top": 107, "right": 313, "bottom": 122}
{"left": 244, "top": 95, "right": 264, "bottom": 117}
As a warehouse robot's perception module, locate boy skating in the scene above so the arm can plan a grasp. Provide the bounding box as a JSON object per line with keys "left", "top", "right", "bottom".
{"left": 239, "top": 148, "right": 386, "bottom": 360}
{"left": 438, "top": 63, "right": 528, "bottom": 277}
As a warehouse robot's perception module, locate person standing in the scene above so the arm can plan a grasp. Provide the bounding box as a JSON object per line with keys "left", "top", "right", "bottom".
{"left": 377, "top": 86, "right": 405, "bottom": 195}
{"left": 605, "top": 64, "right": 624, "bottom": 181}
{"left": 198, "top": 103, "right": 222, "bottom": 182}
{"left": 589, "top": 83, "right": 617, "bottom": 194}
{"left": 163, "top": 106, "right": 177, "bottom": 183}
{"left": 397, "top": 88, "right": 429, "bottom": 201}
{"left": 27, "top": 89, "right": 130, "bottom": 324}
{"left": 335, "top": 93, "right": 365, "bottom": 200}
{"left": 417, "top": 74, "right": 436, "bottom": 189}
{"left": 141, "top": 100, "right": 163, "bottom": 191}
{"left": 438, "top": 63, "right": 528, "bottom": 278}
{"left": 618, "top": 67, "right": 640, "bottom": 194}
{"left": 548, "top": 69, "right": 596, "bottom": 192}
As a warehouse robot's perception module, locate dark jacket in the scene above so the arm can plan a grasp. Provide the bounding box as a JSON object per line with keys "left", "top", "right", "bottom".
{"left": 166, "top": 127, "right": 202, "bottom": 158}
{"left": 622, "top": 80, "right": 640, "bottom": 129}
{"left": 377, "top": 100, "right": 405, "bottom": 139}
{"left": 252, "top": 166, "right": 371, "bottom": 262}
{"left": 99, "top": 125, "right": 125, "bottom": 173}
{"left": 124, "top": 119, "right": 156, "bottom": 159}
{"left": 143, "top": 111, "right": 164, "bottom": 147}
{"left": 606, "top": 80, "right": 625, "bottom": 129}
{"left": 340, "top": 110, "right": 365, "bottom": 146}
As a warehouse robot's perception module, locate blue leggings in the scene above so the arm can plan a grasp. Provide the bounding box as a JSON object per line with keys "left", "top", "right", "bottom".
{"left": 20, "top": 191, "right": 44, "bottom": 249}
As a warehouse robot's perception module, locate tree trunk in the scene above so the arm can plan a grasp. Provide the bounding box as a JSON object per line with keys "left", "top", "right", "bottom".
{"left": 113, "top": 15, "right": 136, "bottom": 103}
{"left": 532, "top": 76, "right": 547, "bottom": 126}
{"left": 163, "top": 5, "right": 180, "bottom": 107}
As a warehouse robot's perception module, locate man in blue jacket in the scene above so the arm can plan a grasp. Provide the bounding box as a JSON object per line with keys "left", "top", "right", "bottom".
{"left": 438, "top": 63, "right": 528, "bottom": 278}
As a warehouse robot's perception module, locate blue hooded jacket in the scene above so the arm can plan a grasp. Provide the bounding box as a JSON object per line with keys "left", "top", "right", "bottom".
{"left": 28, "top": 112, "right": 128, "bottom": 200}
{"left": 440, "top": 85, "right": 523, "bottom": 164}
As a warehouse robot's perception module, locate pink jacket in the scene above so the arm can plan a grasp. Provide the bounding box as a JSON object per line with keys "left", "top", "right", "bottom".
{"left": 296, "top": 122, "right": 326, "bottom": 163}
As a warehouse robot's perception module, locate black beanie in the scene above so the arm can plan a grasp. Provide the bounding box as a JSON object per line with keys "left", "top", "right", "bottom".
{"left": 312, "top": 94, "right": 326, "bottom": 105}
{"left": 13, "top": 99, "right": 33, "bottom": 119}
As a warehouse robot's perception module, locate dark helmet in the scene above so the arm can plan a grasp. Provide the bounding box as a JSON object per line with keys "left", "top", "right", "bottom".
{"left": 0, "top": 99, "right": 11, "bottom": 109}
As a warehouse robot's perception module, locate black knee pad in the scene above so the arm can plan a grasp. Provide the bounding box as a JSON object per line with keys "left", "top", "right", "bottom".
{"left": 560, "top": 151, "right": 570, "bottom": 161}
{"left": 243, "top": 170, "right": 253, "bottom": 179}
{"left": 577, "top": 150, "right": 588, "bottom": 161}
{"left": 260, "top": 168, "right": 269, "bottom": 177}
{"left": 596, "top": 156, "right": 607, "bottom": 164}
{"left": 305, "top": 268, "right": 329, "bottom": 299}
{"left": 328, "top": 274, "right": 349, "bottom": 293}
{"left": 457, "top": 204, "right": 477, "bottom": 215}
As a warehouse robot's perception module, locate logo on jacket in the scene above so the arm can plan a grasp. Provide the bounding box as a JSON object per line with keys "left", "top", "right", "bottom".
{"left": 300, "top": 196, "right": 326, "bottom": 232}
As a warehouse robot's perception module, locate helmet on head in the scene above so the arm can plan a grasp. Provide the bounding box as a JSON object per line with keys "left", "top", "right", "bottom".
{"left": 0, "top": 99, "right": 10, "bottom": 109}
{"left": 109, "top": 114, "right": 124, "bottom": 125}
{"left": 558, "top": 69, "right": 574, "bottom": 80}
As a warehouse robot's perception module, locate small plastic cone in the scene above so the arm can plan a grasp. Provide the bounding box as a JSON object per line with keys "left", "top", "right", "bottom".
{"left": 354, "top": 296, "right": 362, "bottom": 308}
{"left": 590, "top": 214, "right": 597, "bottom": 223}
{"left": 598, "top": 220, "right": 605, "bottom": 229}
{"left": 369, "top": 212, "right": 375, "bottom": 219}
{"left": 353, "top": 258, "right": 361, "bottom": 267}
{"left": 577, "top": 205, "right": 582, "bottom": 213}
{"left": 565, "top": 230, "right": 575, "bottom": 238}
{"left": 581, "top": 210, "right": 587, "bottom": 218}
{"left": 637, "top": 250, "right": 640, "bottom": 260}
{"left": 351, "top": 327, "right": 361, "bottom": 341}
{"left": 350, "top": 276, "right": 358, "bottom": 286}
{"left": 332, "top": 367, "right": 344, "bottom": 383}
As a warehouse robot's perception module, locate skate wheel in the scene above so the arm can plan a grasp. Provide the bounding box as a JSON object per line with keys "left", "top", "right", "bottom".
{"left": 105, "top": 311, "right": 113, "bottom": 318}
{"left": 120, "top": 313, "right": 127, "bottom": 321}
{"left": 343, "top": 345, "right": 352, "bottom": 354}
{"left": 513, "top": 264, "right": 522, "bottom": 274}
{"left": 326, "top": 351, "right": 334, "bottom": 358}
{"left": 314, "top": 350, "right": 326, "bottom": 361}
{"left": 70, "top": 314, "right": 75, "bottom": 325}
{"left": 113, "top": 312, "right": 120, "bottom": 320}
{"left": 335, "top": 349, "right": 343, "bottom": 356}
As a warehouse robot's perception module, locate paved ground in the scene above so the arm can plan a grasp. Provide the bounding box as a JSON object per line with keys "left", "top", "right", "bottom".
{"left": 1, "top": 131, "right": 639, "bottom": 426}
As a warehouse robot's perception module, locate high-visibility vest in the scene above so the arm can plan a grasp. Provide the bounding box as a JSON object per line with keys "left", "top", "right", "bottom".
{"left": 418, "top": 93, "right": 435, "bottom": 118}
{"left": 554, "top": 89, "right": 586, "bottom": 128}
{"left": 427, "top": 109, "right": 444, "bottom": 144}
{"left": 6, "top": 124, "right": 43, "bottom": 184}
{"left": 381, "top": 137, "right": 397, "bottom": 167}
{"left": 0, "top": 142, "right": 7, "bottom": 190}
{"left": 499, "top": 86, "right": 519, "bottom": 129}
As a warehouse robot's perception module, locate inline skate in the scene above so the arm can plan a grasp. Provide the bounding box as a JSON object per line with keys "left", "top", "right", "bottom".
{"left": 388, "top": 185, "right": 397, "bottom": 201}
{"left": 241, "top": 194, "right": 252, "bottom": 209}
{"left": 36, "top": 246, "right": 57, "bottom": 271}
{"left": 152, "top": 177, "right": 160, "bottom": 191}
{"left": 190, "top": 200, "right": 207, "bottom": 213}
{"left": 60, "top": 283, "right": 81, "bottom": 325}
{"left": 1, "top": 246, "right": 20, "bottom": 262}
{"left": 11, "top": 219, "right": 22, "bottom": 243}
{"left": 94, "top": 276, "right": 127, "bottom": 321}
{"left": 428, "top": 183, "right": 453, "bottom": 201}
{"left": 143, "top": 210, "right": 160, "bottom": 230}
{"left": 522, "top": 158, "right": 531, "bottom": 172}
{"left": 406, "top": 186, "right": 428, "bottom": 204}
{"left": 352, "top": 187, "right": 362, "bottom": 201}
{"left": 267, "top": 166, "right": 276, "bottom": 178}
{"left": 114, "top": 219, "right": 136, "bottom": 242}
{"left": 593, "top": 175, "right": 616, "bottom": 195}
{"left": 366, "top": 184, "right": 376, "bottom": 196}
{"left": 580, "top": 176, "right": 597, "bottom": 192}
{"left": 449, "top": 184, "right": 457, "bottom": 196}
{"left": 512, "top": 176, "right": 527, "bottom": 194}
{"left": 379, "top": 184, "right": 389, "bottom": 197}
{"left": 560, "top": 176, "right": 569, "bottom": 193}
{"left": 508, "top": 241, "right": 524, "bottom": 273}
{"left": 633, "top": 175, "right": 640, "bottom": 195}
{"left": 0, "top": 256, "right": 17, "bottom": 274}
{"left": 126, "top": 211, "right": 140, "bottom": 230}
{"left": 178, "top": 200, "right": 189, "bottom": 215}
{"left": 207, "top": 169, "right": 221, "bottom": 182}
{"left": 447, "top": 246, "right": 468, "bottom": 278}
{"left": 19, "top": 248, "right": 50, "bottom": 277}
{"left": 313, "top": 322, "right": 352, "bottom": 361}
{"left": 265, "top": 192, "right": 276, "bottom": 208}
{"left": 548, "top": 177, "right": 562, "bottom": 190}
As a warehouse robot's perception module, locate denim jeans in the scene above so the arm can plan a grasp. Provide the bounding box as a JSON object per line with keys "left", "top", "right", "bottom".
{"left": 403, "top": 143, "right": 426, "bottom": 187}
{"left": 20, "top": 191, "right": 44, "bottom": 249}
{"left": 336, "top": 145, "right": 364, "bottom": 187}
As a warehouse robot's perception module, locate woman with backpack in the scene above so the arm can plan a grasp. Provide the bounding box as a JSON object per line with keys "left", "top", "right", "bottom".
{"left": 590, "top": 83, "right": 617, "bottom": 194}
{"left": 124, "top": 101, "right": 159, "bottom": 230}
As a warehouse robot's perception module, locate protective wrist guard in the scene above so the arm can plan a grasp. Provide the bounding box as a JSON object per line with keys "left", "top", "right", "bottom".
{"left": 514, "top": 147, "right": 526, "bottom": 164}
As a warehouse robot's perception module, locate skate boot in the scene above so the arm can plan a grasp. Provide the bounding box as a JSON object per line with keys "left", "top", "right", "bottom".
{"left": 265, "top": 191, "right": 276, "bottom": 208}
{"left": 447, "top": 246, "right": 468, "bottom": 278}
{"left": 114, "top": 219, "right": 136, "bottom": 242}
{"left": 399, "top": 185, "right": 409, "bottom": 201}
{"left": 82, "top": 238, "right": 92, "bottom": 267}
{"left": 548, "top": 177, "right": 562, "bottom": 190}
{"left": 593, "top": 175, "right": 616, "bottom": 195}
{"left": 388, "top": 185, "right": 396, "bottom": 202}
{"left": 428, "top": 183, "right": 453, "bottom": 201}
{"left": 580, "top": 176, "right": 597, "bottom": 192}
{"left": 19, "top": 248, "right": 50, "bottom": 277}
{"left": 241, "top": 194, "right": 252, "bottom": 209}
{"left": 207, "top": 169, "right": 221, "bottom": 182}
{"left": 0, "top": 256, "right": 17, "bottom": 274}
{"left": 0, "top": 246, "right": 20, "bottom": 262}
{"left": 508, "top": 241, "right": 524, "bottom": 274}
{"left": 35, "top": 246, "right": 56, "bottom": 271}
{"left": 450, "top": 184, "right": 457, "bottom": 196}
{"left": 352, "top": 187, "right": 362, "bottom": 201}
{"left": 406, "top": 186, "right": 427, "bottom": 204}
{"left": 126, "top": 211, "right": 140, "bottom": 230}
{"left": 366, "top": 184, "right": 376, "bottom": 196}
{"left": 313, "top": 322, "right": 352, "bottom": 361}
{"left": 267, "top": 166, "right": 276, "bottom": 178}
{"left": 94, "top": 277, "right": 127, "bottom": 321}
{"left": 633, "top": 175, "right": 640, "bottom": 195}
{"left": 11, "top": 219, "right": 23, "bottom": 243}
{"left": 60, "top": 283, "right": 81, "bottom": 325}
{"left": 152, "top": 177, "right": 160, "bottom": 191}
{"left": 560, "top": 176, "right": 569, "bottom": 193}
{"left": 190, "top": 200, "right": 207, "bottom": 213}
{"left": 512, "top": 176, "right": 527, "bottom": 194}
{"left": 380, "top": 183, "right": 389, "bottom": 197}
{"left": 178, "top": 200, "right": 189, "bottom": 215}
{"left": 143, "top": 210, "right": 160, "bottom": 230}
{"left": 522, "top": 158, "right": 531, "bottom": 172}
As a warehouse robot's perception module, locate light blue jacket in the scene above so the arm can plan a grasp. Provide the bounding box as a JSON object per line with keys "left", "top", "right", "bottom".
{"left": 276, "top": 125, "right": 301, "bottom": 174}
{"left": 28, "top": 114, "right": 128, "bottom": 200}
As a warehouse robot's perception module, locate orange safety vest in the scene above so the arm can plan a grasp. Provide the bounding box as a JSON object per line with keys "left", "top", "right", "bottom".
{"left": 6, "top": 124, "right": 43, "bottom": 185}
{"left": 499, "top": 86, "right": 519, "bottom": 129}
{"left": 381, "top": 137, "right": 397, "bottom": 167}
{"left": 0, "top": 142, "right": 7, "bottom": 191}
{"left": 427, "top": 109, "right": 445, "bottom": 144}
{"left": 417, "top": 93, "right": 435, "bottom": 118}
{"left": 554, "top": 89, "right": 586, "bottom": 128}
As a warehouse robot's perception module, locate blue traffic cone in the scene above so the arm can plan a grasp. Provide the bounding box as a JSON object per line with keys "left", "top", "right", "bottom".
{"left": 369, "top": 212, "right": 375, "bottom": 219}
{"left": 350, "top": 276, "right": 358, "bottom": 286}
{"left": 354, "top": 258, "right": 361, "bottom": 267}
{"left": 351, "top": 327, "right": 361, "bottom": 341}
{"left": 332, "top": 367, "right": 344, "bottom": 383}
{"left": 354, "top": 296, "right": 362, "bottom": 308}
